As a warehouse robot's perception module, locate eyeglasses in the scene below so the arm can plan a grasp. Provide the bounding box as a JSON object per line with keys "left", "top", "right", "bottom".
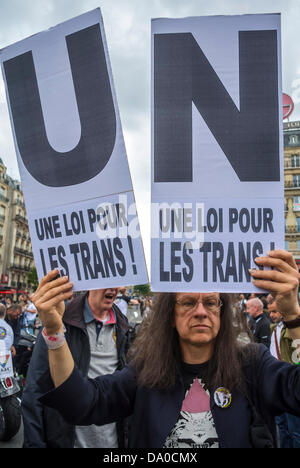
{"left": 175, "top": 297, "right": 223, "bottom": 314}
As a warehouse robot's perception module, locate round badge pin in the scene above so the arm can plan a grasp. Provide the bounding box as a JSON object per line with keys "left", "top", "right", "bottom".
{"left": 214, "top": 387, "right": 232, "bottom": 408}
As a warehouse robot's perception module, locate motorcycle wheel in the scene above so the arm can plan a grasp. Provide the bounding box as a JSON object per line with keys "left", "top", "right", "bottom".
{"left": 0, "top": 396, "right": 21, "bottom": 441}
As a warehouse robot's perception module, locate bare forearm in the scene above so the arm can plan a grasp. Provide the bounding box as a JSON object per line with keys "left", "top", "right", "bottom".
{"left": 48, "top": 343, "right": 74, "bottom": 388}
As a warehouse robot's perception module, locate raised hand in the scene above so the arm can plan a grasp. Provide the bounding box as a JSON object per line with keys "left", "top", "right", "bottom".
{"left": 250, "top": 250, "right": 300, "bottom": 321}
{"left": 30, "top": 270, "right": 73, "bottom": 335}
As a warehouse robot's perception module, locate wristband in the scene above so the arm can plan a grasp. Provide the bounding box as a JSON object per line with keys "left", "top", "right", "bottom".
{"left": 42, "top": 325, "right": 66, "bottom": 350}
{"left": 283, "top": 316, "right": 300, "bottom": 330}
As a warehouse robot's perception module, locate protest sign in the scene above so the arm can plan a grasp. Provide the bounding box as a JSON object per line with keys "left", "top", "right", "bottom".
{"left": 151, "top": 14, "right": 283, "bottom": 292}
{"left": 0, "top": 9, "right": 148, "bottom": 290}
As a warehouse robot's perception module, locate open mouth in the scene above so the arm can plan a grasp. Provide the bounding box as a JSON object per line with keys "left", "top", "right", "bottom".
{"left": 104, "top": 292, "right": 115, "bottom": 300}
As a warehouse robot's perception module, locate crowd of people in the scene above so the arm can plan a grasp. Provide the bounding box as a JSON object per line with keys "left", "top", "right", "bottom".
{"left": 1, "top": 253, "right": 300, "bottom": 449}
{"left": 232, "top": 290, "right": 300, "bottom": 448}
{"left": 0, "top": 294, "right": 38, "bottom": 362}
{"left": 0, "top": 290, "right": 149, "bottom": 380}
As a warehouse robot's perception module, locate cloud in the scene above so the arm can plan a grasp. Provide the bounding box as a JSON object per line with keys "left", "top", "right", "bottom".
{"left": 292, "top": 79, "right": 300, "bottom": 104}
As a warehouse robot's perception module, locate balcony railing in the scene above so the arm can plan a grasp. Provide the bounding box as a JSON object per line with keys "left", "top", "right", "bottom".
{"left": 14, "top": 247, "right": 33, "bottom": 258}
{"left": 14, "top": 247, "right": 26, "bottom": 256}
{"left": 14, "top": 214, "right": 28, "bottom": 225}
{"left": 285, "top": 181, "right": 300, "bottom": 189}
{"left": 285, "top": 164, "right": 300, "bottom": 169}
{"left": 10, "top": 263, "right": 24, "bottom": 271}
{"left": 10, "top": 263, "right": 31, "bottom": 272}
{"left": 285, "top": 226, "right": 297, "bottom": 233}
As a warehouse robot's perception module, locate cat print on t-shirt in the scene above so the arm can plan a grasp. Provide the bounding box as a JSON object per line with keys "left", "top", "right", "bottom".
{"left": 164, "top": 378, "right": 219, "bottom": 448}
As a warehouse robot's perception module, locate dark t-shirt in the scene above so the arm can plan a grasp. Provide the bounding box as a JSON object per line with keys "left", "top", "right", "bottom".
{"left": 164, "top": 361, "right": 219, "bottom": 448}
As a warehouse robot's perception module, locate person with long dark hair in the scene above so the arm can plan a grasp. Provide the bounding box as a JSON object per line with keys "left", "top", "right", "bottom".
{"left": 34, "top": 250, "right": 300, "bottom": 448}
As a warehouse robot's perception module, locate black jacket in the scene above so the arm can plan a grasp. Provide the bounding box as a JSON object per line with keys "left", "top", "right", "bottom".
{"left": 22, "top": 293, "right": 130, "bottom": 448}
{"left": 41, "top": 345, "right": 300, "bottom": 448}
{"left": 249, "top": 313, "right": 271, "bottom": 348}
{"left": 5, "top": 316, "right": 21, "bottom": 347}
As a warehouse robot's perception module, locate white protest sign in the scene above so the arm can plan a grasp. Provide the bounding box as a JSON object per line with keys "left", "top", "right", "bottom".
{"left": 151, "top": 14, "right": 283, "bottom": 292}
{"left": 0, "top": 9, "right": 148, "bottom": 290}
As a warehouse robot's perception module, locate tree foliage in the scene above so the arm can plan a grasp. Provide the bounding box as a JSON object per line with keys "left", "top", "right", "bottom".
{"left": 133, "top": 283, "right": 151, "bottom": 296}
{"left": 27, "top": 266, "right": 38, "bottom": 290}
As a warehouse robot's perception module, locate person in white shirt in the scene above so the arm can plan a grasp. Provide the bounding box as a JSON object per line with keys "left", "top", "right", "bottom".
{"left": 269, "top": 300, "right": 284, "bottom": 361}
{"left": 114, "top": 287, "right": 139, "bottom": 318}
{"left": 0, "top": 303, "right": 14, "bottom": 355}
{"left": 21, "top": 297, "right": 37, "bottom": 333}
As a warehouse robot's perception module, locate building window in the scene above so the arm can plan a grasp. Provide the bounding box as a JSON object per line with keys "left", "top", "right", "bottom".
{"left": 285, "top": 241, "right": 289, "bottom": 250}
{"left": 296, "top": 218, "right": 300, "bottom": 232}
{"left": 293, "top": 175, "right": 300, "bottom": 187}
{"left": 293, "top": 196, "right": 300, "bottom": 212}
{"left": 298, "top": 241, "right": 300, "bottom": 250}
{"left": 291, "top": 154, "right": 300, "bottom": 167}
{"left": 289, "top": 135, "right": 299, "bottom": 144}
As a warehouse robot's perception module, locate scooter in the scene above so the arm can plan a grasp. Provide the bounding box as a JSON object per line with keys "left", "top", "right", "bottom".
{"left": 0, "top": 350, "right": 21, "bottom": 441}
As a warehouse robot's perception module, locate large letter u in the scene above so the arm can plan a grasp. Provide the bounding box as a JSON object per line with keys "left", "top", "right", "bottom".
{"left": 4, "top": 24, "right": 116, "bottom": 187}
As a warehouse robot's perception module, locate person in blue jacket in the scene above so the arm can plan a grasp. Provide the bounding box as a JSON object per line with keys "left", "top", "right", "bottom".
{"left": 34, "top": 250, "right": 300, "bottom": 448}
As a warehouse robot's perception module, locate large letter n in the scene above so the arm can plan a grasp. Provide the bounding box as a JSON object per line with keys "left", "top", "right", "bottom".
{"left": 154, "top": 31, "right": 279, "bottom": 182}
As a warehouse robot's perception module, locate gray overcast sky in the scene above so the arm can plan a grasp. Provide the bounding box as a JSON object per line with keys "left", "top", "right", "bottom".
{"left": 0, "top": 0, "right": 299, "bottom": 265}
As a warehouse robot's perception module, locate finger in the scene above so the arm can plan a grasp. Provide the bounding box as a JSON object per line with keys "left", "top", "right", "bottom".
{"left": 32, "top": 275, "right": 70, "bottom": 303}
{"left": 33, "top": 281, "right": 73, "bottom": 309}
{"left": 267, "top": 250, "right": 298, "bottom": 270}
{"left": 249, "top": 268, "right": 299, "bottom": 294}
{"left": 254, "top": 256, "right": 297, "bottom": 275}
{"left": 35, "top": 269, "right": 60, "bottom": 293}
{"left": 37, "top": 290, "right": 73, "bottom": 315}
{"left": 250, "top": 267, "right": 299, "bottom": 290}
{"left": 249, "top": 267, "right": 297, "bottom": 283}
{"left": 251, "top": 278, "right": 296, "bottom": 293}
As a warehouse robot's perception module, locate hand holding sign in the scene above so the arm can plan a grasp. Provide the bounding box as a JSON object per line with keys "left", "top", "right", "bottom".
{"left": 250, "top": 250, "right": 300, "bottom": 321}
{"left": 31, "top": 270, "right": 73, "bottom": 335}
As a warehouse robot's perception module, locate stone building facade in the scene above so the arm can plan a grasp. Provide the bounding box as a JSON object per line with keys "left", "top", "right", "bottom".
{"left": 0, "top": 158, "right": 34, "bottom": 292}
{"left": 284, "top": 120, "right": 300, "bottom": 269}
